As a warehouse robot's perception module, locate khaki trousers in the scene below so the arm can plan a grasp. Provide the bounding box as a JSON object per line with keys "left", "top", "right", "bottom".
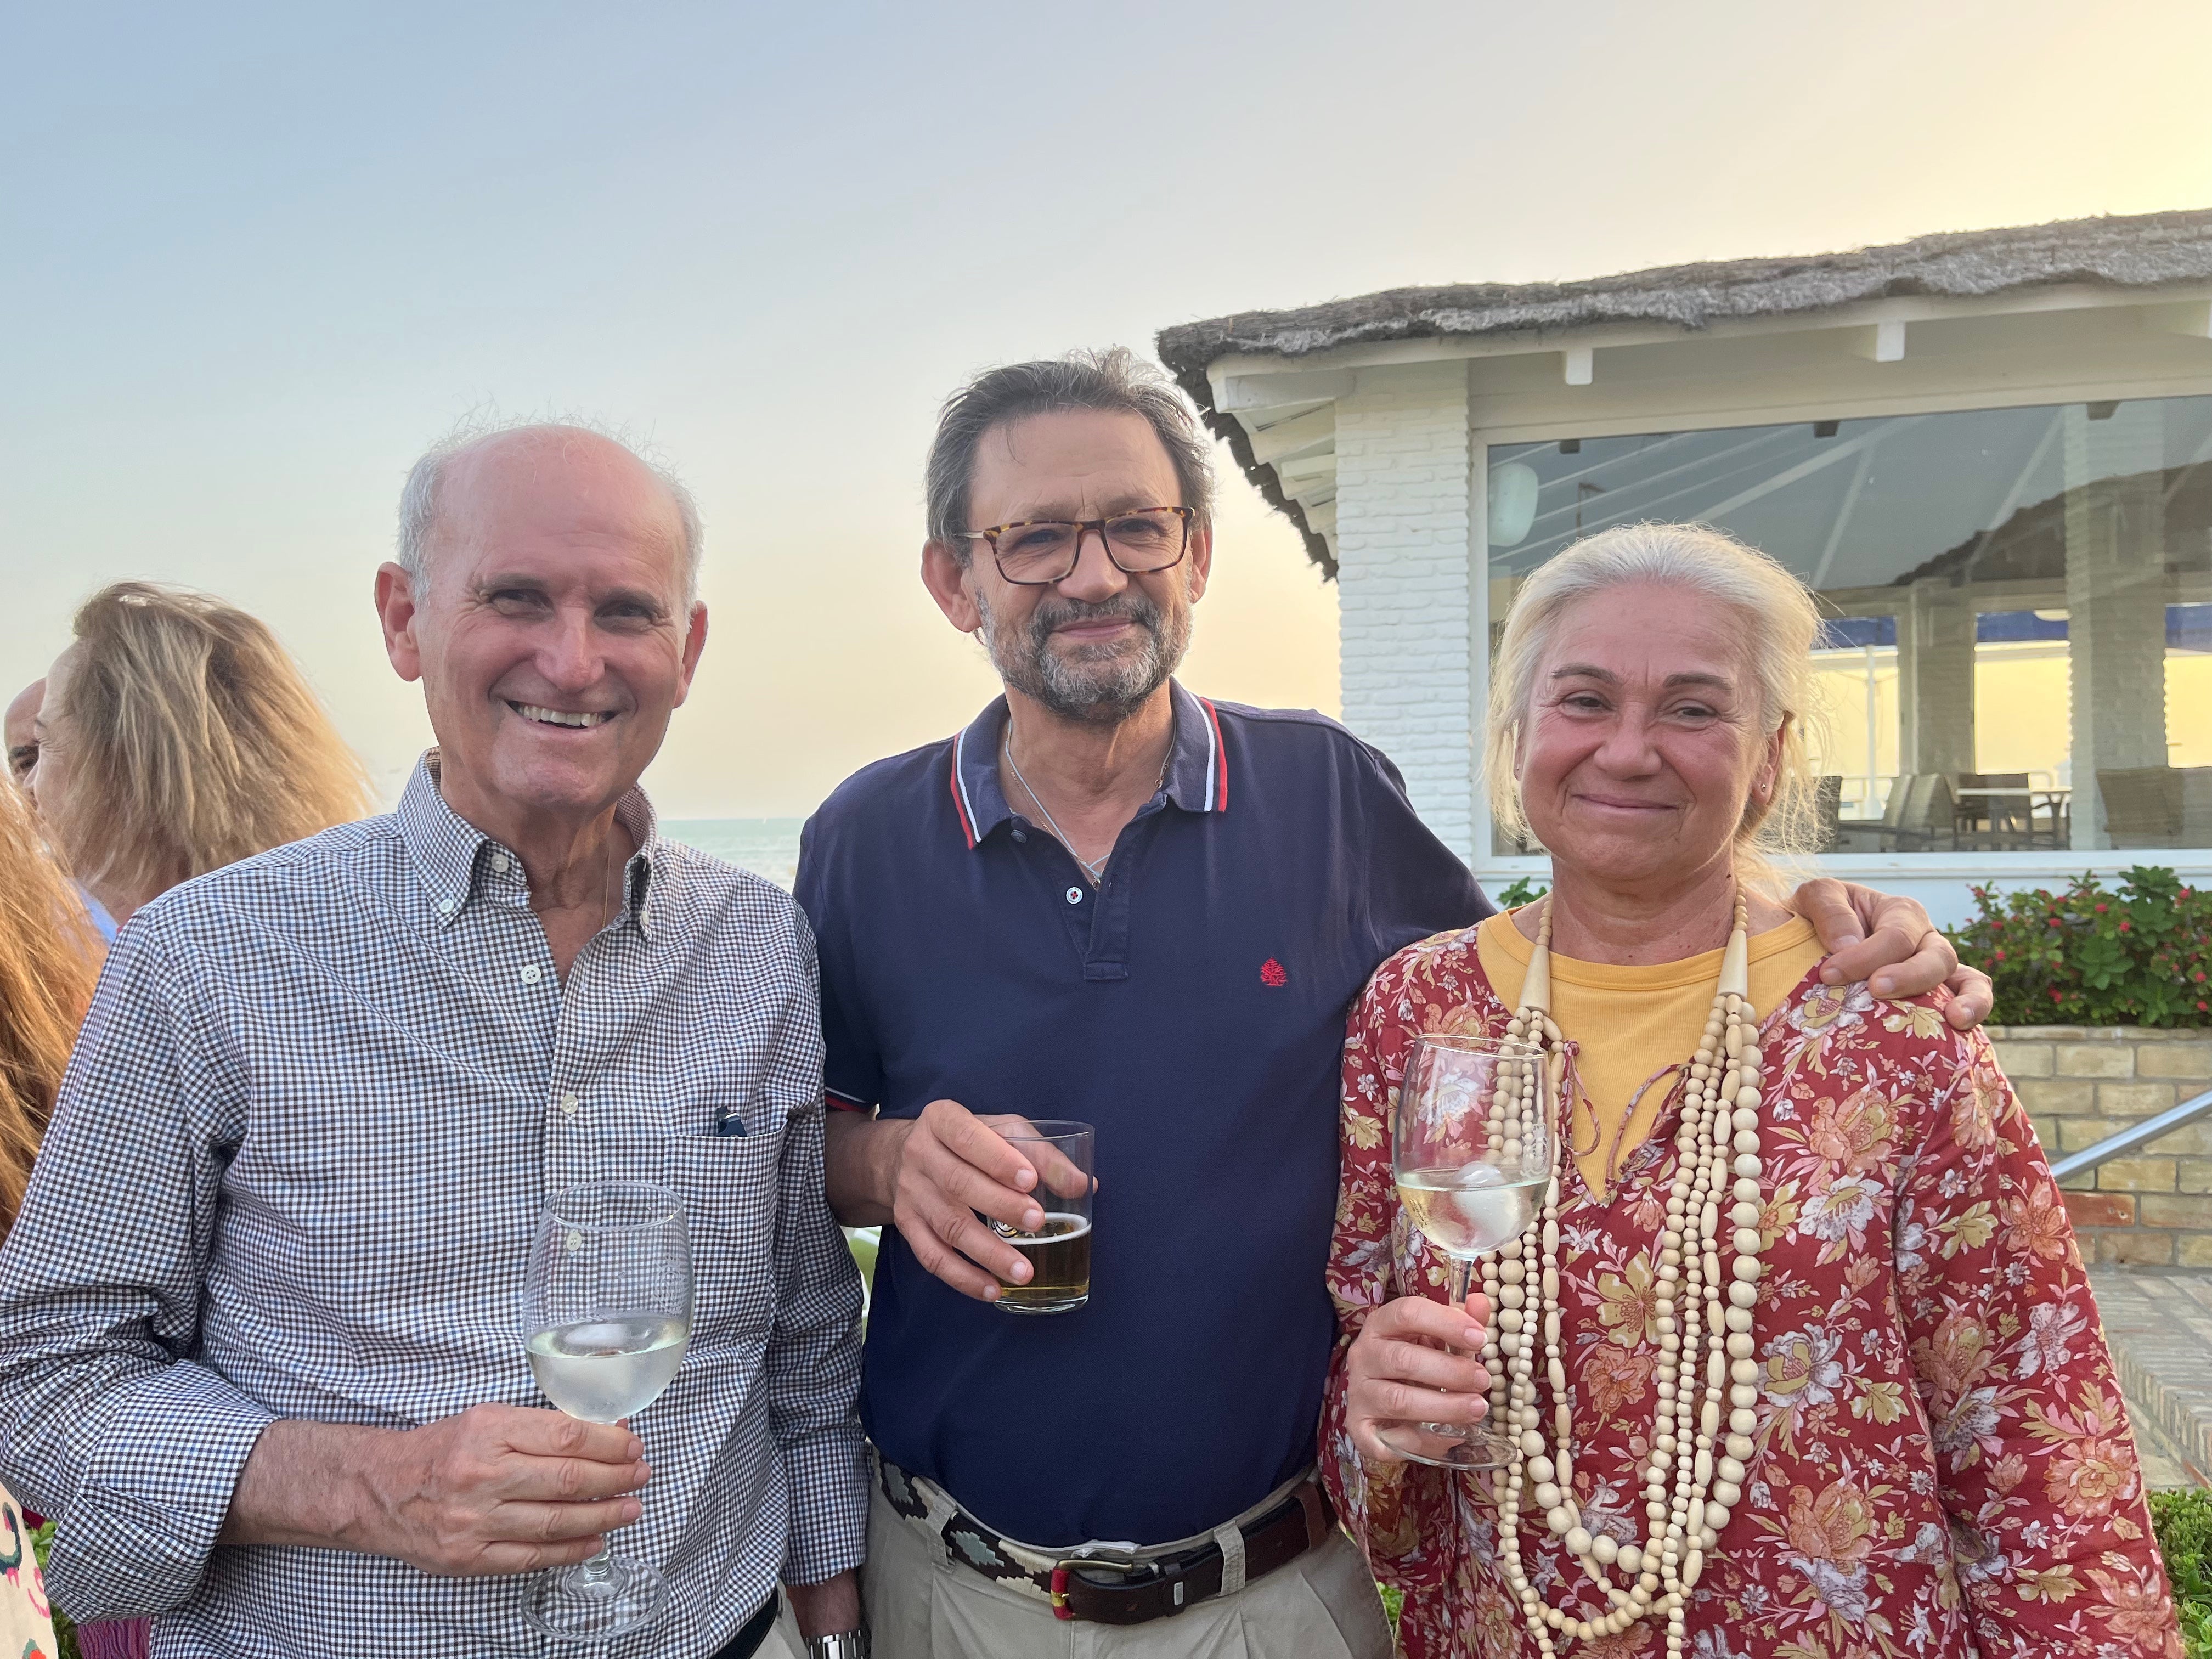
{"left": 860, "top": 1479, "right": 1394, "bottom": 1659}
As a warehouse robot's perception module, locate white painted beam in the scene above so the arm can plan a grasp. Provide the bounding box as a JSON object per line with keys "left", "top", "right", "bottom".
{"left": 1302, "top": 499, "right": 1337, "bottom": 535}
{"left": 1563, "top": 346, "right": 1594, "bottom": 386}
{"left": 1277, "top": 452, "right": 1338, "bottom": 487}
{"left": 1852, "top": 319, "right": 1908, "bottom": 362}
{"left": 1220, "top": 399, "right": 1331, "bottom": 428}
{"left": 1248, "top": 405, "right": 1335, "bottom": 465}
{"left": 1211, "top": 369, "right": 1357, "bottom": 413}
{"left": 2142, "top": 299, "right": 2212, "bottom": 338}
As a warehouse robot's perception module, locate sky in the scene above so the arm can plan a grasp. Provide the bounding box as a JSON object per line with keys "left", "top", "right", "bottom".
{"left": 4, "top": 1, "right": 2209, "bottom": 817}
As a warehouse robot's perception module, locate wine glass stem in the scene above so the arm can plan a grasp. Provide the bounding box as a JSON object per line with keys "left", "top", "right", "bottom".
{"left": 578, "top": 1544, "right": 615, "bottom": 1583}
{"left": 1448, "top": 1255, "right": 1475, "bottom": 1322}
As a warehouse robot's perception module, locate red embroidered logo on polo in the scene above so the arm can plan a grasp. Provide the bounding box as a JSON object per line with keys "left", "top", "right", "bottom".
{"left": 1260, "top": 958, "right": 1288, "bottom": 988}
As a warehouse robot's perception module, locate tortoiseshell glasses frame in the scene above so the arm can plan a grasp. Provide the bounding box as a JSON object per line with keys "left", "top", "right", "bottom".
{"left": 957, "top": 505, "right": 1195, "bottom": 586}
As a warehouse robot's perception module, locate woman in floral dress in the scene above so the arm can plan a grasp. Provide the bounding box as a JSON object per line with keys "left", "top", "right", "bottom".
{"left": 1325, "top": 523, "right": 2180, "bottom": 1658}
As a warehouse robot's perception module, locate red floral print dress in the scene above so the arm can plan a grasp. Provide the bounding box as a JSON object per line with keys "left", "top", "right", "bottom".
{"left": 1323, "top": 928, "right": 2183, "bottom": 1659}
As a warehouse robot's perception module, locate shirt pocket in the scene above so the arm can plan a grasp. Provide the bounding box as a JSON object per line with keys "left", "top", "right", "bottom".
{"left": 707, "top": 1092, "right": 794, "bottom": 1139}
{"left": 661, "top": 1130, "right": 783, "bottom": 1348}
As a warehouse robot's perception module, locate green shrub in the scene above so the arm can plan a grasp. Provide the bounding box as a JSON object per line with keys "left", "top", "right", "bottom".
{"left": 1492, "top": 876, "right": 1550, "bottom": 910}
{"left": 1948, "top": 866, "right": 2212, "bottom": 1028}
{"left": 845, "top": 1227, "right": 878, "bottom": 1290}
{"left": 2153, "top": 1488, "right": 2212, "bottom": 1657}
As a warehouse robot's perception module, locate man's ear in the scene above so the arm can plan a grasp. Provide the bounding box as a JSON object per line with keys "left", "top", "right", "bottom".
{"left": 375, "top": 563, "right": 424, "bottom": 683}
{"left": 921, "top": 541, "right": 983, "bottom": 634}
{"left": 672, "top": 602, "right": 709, "bottom": 709}
{"left": 1183, "top": 522, "right": 1213, "bottom": 605}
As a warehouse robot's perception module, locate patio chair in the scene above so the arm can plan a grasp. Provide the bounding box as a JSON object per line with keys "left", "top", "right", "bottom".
{"left": 1889, "top": 773, "right": 1957, "bottom": 851}
{"left": 2099, "top": 769, "right": 2183, "bottom": 848}
{"left": 1832, "top": 773, "right": 1952, "bottom": 852}
{"left": 2188, "top": 769, "right": 2212, "bottom": 847}
{"left": 1813, "top": 776, "right": 1842, "bottom": 852}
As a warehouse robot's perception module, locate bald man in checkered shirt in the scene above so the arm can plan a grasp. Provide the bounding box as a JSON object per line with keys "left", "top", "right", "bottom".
{"left": 0, "top": 424, "right": 868, "bottom": 1659}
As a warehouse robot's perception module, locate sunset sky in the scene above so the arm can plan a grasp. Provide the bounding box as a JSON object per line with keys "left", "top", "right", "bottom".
{"left": 5, "top": 1, "right": 2209, "bottom": 817}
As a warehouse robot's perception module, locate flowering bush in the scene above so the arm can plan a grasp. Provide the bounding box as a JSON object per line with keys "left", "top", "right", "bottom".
{"left": 1950, "top": 866, "right": 2212, "bottom": 1027}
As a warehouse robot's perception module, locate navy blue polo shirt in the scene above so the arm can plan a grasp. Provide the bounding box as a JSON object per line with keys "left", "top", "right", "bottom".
{"left": 794, "top": 681, "right": 1489, "bottom": 1547}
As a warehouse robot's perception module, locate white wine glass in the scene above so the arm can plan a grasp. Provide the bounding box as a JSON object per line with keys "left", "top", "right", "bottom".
{"left": 521, "top": 1180, "right": 694, "bottom": 1643}
{"left": 1382, "top": 1033, "right": 1551, "bottom": 1470}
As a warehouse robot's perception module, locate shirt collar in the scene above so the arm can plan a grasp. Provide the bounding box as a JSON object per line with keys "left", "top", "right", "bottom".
{"left": 947, "top": 680, "right": 1227, "bottom": 851}
{"left": 397, "top": 751, "right": 672, "bottom": 939}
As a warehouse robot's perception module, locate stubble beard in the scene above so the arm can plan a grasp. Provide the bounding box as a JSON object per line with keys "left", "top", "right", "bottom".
{"left": 975, "top": 583, "right": 1194, "bottom": 727}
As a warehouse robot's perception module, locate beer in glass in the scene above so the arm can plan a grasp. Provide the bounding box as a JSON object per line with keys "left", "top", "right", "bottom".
{"left": 992, "top": 1120, "right": 1094, "bottom": 1314}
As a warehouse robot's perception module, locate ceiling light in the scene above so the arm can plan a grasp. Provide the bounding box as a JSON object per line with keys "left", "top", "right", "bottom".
{"left": 1488, "top": 462, "right": 1541, "bottom": 547}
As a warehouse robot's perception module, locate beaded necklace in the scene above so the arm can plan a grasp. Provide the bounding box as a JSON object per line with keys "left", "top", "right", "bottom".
{"left": 1480, "top": 893, "right": 1765, "bottom": 1656}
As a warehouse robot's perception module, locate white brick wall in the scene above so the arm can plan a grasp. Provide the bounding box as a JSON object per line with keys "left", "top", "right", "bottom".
{"left": 1334, "top": 363, "right": 1477, "bottom": 856}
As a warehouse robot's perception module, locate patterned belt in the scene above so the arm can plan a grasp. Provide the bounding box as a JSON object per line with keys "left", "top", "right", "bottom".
{"left": 876, "top": 1457, "right": 1334, "bottom": 1626}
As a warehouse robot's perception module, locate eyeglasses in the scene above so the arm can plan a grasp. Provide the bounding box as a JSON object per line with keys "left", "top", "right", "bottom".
{"left": 958, "top": 506, "right": 1194, "bottom": 586}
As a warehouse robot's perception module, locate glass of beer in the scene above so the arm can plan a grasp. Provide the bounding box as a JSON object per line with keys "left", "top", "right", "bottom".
{"left": 991, "top": 1120, "right": 1094, "bottom": 1314}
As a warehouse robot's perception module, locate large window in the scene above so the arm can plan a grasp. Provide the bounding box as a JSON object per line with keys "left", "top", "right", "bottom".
{"left": 1486, "top": 396, "right": 2212, "bottom": 857}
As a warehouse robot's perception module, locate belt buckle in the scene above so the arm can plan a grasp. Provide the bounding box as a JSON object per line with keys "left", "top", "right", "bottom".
{"left": 1048, "top": 1556, "right": 1147, "bottom": 1623}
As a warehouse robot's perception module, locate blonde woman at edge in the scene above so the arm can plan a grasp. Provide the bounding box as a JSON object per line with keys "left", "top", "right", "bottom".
{"left": 1323, "top": 524, "right": 2179, "bottom": 1658}
{"left": 29, "top": 582, "right": 373, "bottom": 929}
{"left": 20, "top": 582, "right": 368, "bottom": 1659}
{"left": 0, "top": 776, "right": 101, "bottom": 1659}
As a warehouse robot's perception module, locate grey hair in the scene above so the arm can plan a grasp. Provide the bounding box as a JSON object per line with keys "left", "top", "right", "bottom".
{"left": 924, "top": 347, "right": 1216, "bottom": 558}
{"left": 396, "top": 417, "right": 704, "bottom": 606}
{"left": 1484, "top": 522, "right": 1829, "bottom": 881}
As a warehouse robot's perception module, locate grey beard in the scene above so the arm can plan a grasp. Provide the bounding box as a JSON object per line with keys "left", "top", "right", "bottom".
{"left": 976, "top": 588, "right": 1193, "bottom": 726}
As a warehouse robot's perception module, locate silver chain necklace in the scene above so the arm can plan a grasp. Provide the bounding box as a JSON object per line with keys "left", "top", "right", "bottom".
{"left": 1001, "top": 730, "right": 1166, "bottom": 885}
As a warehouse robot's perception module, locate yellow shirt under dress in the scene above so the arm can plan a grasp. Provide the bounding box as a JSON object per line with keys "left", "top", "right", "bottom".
{"left": 1475, "top": 910, "right": 1826, "bottom": 1199}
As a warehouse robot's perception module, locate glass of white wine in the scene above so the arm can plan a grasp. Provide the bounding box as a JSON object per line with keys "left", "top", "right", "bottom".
{"left": 1383, "top": 1033, "right": 1551, "bottom": 1470}
{"left": 521, "top": 1180, "right": 694, "bottom": 1643}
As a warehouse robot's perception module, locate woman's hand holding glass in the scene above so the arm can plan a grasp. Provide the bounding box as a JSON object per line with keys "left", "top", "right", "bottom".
{"left": 1344, "top": 1291, "right": 1494, "bottom": 1463}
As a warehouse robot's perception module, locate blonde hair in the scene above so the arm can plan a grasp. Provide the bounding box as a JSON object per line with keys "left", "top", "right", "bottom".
{"left": 1483, "top": 522, "right": 1826, "bottom": 880}
{"left": 45, "top": 583, "right": 375, "bottom": 909}
{"left": 0, "top": 783, "right": 100, "bottom": 1235}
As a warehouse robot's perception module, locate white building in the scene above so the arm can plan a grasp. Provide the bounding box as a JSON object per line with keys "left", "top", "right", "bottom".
{"left": 1158, "top": 210, "right": 2212, "bottom": 923}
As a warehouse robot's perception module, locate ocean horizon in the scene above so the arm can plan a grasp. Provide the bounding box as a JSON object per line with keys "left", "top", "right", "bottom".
{"left": 662, "top": 817, "right": 805, "bottom": 891}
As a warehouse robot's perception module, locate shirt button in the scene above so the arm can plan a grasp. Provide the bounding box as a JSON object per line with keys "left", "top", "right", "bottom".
{"left": 1065, "top": 886, "right": 1084, "bottom": 905}
{"left": 492, "top": 853, "right": 511, "bottom": 874}
{"left": 520, "top": 963, "right": 543, "bottom": 985}
{"left": 559, "top": 1092, "right": 580, "bottom": 1115}
{"left": 438, "top": 897, "right": 456, "bottom": 914}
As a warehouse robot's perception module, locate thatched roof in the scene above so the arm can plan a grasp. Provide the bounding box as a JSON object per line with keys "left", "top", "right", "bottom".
{"left": 1156, "top": 208, "right": 2212, "bottom": 575}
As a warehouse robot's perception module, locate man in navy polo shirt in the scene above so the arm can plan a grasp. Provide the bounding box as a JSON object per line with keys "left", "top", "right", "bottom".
{"left": 795, "top": 349, "right": 1988, "bottom": 1658}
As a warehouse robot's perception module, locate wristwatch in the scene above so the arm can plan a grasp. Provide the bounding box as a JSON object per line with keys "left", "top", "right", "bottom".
{"left": 806, "top": 1634, "right": 867, "bottom": 1659}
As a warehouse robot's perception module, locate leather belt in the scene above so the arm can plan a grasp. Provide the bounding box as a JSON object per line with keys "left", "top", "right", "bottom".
{"left": 878, "top": 1458, "right": 1334, "bottom": 1626}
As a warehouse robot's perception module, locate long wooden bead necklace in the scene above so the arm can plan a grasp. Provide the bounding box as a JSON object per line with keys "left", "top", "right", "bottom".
{"left": 1480, "top": 892, "right": 1766, "bottom": 1656}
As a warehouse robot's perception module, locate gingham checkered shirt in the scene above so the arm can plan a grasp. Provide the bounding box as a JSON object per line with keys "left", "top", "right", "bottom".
{"left": 0, "top": 756, "right": 866, "bottom": 1657}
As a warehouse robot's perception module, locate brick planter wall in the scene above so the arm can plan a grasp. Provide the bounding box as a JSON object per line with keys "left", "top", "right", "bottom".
{"left": 1989, "top": 1025, "right": 2212, "bottom": 1266}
